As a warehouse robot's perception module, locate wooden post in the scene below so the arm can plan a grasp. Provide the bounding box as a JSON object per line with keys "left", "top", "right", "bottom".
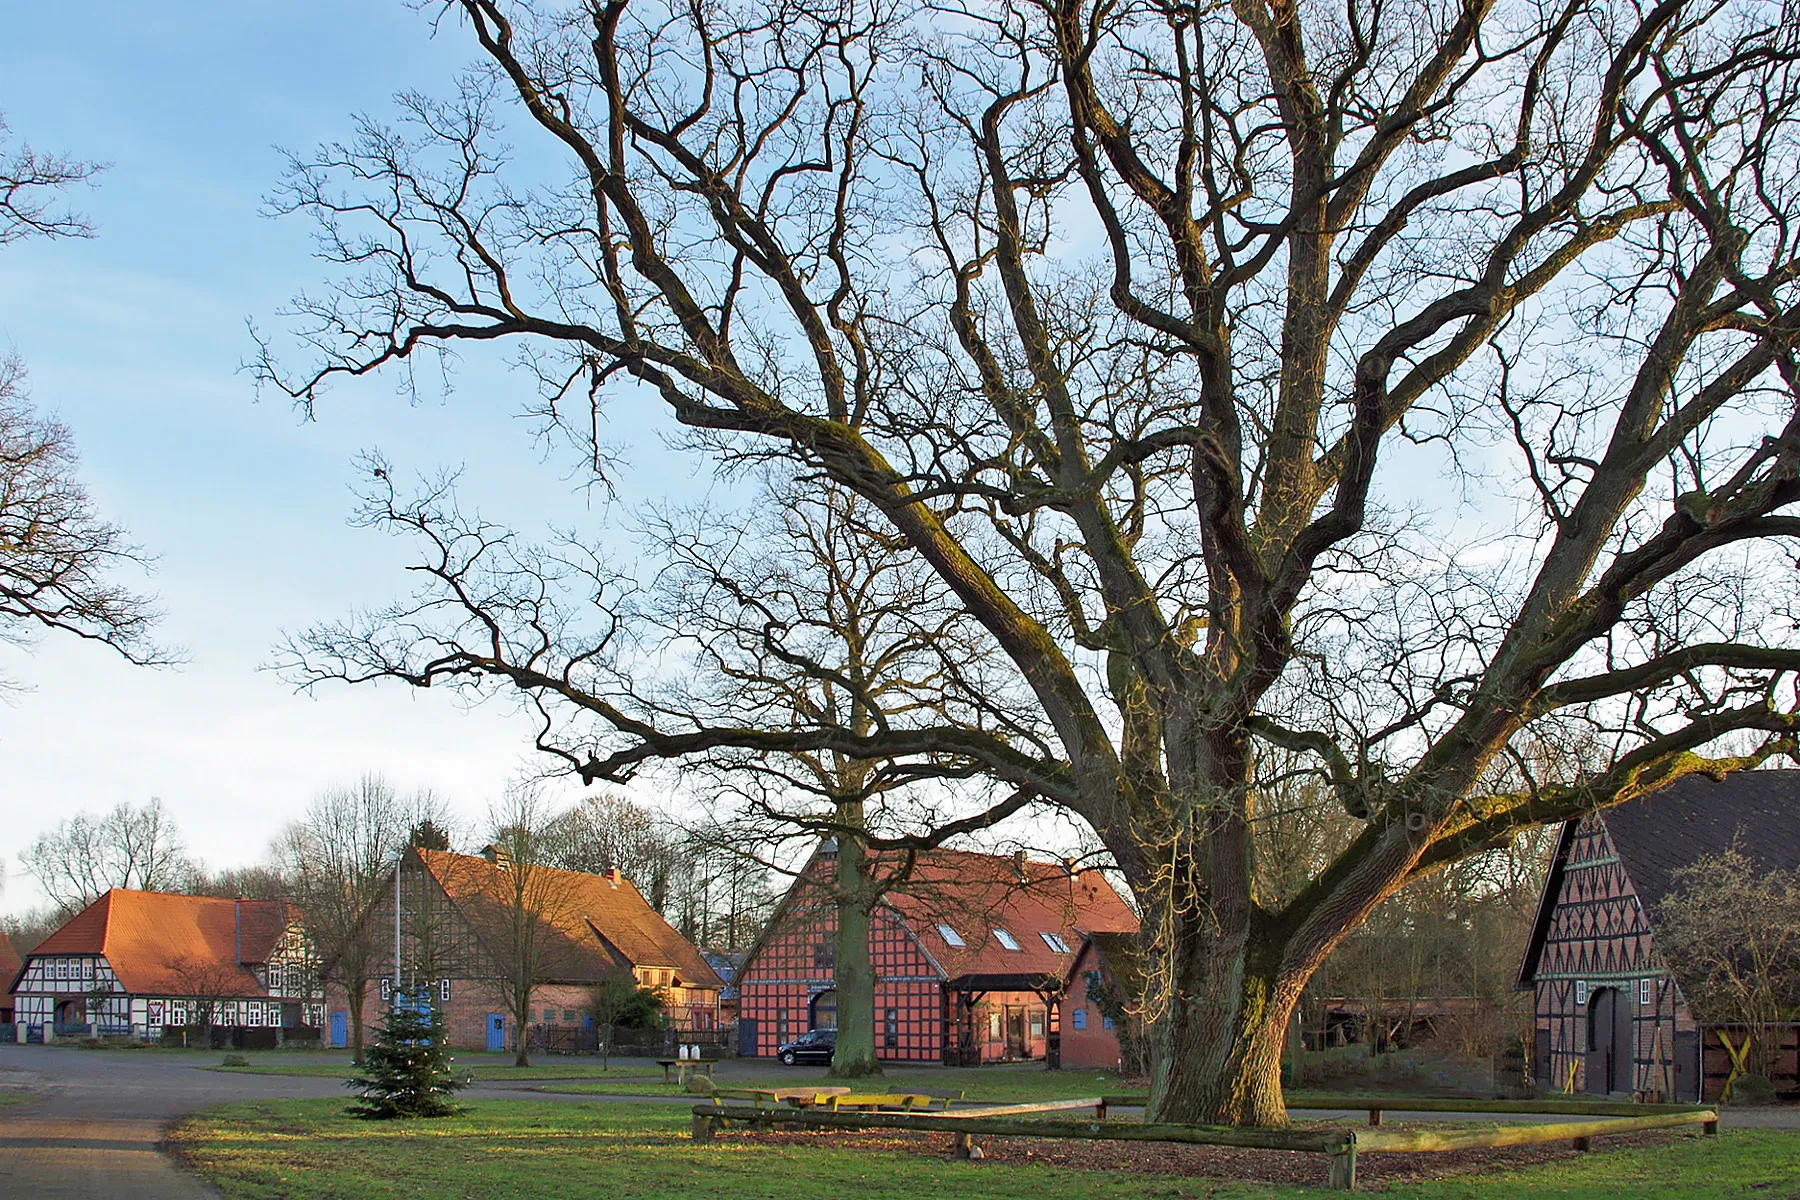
{"left": 1571, "top": 1136, "right": 1591, "bottom": 1151}
{"left": 1367, "top": 1108, "right": 1383, "bottom": 1126}
{"left": 1328, "top": 1138, "right": 1357, "bottom": 1191}
{"left": 953, "top": 1132, "right": 974, "bottom": 1158}
{"left": 691, "top": 1113, "right": 716, "bottom": 1142}
{"left": 1702, "top": 1119, "right": 1719, "bottom": 1136}
{"left": 1096, "top": 1100, "right": 1107, "bottom": 1120}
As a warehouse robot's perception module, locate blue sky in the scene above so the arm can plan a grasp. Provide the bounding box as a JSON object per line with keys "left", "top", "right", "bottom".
{"left": 0, "top": 3, "right": 706, "bottom": 912}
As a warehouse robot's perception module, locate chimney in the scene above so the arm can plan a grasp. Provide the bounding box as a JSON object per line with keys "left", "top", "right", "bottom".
{"left": 481, "top": 844, "right": 514, "bottom": 870}
{"left": 1012, "top": 850, "right": 1028, "bottom": 882}
{"left": 234, "top": 897, "right": 243, "bottom": 964}
{"left": 606, "top": 868, "right": 622, "bottom": 888}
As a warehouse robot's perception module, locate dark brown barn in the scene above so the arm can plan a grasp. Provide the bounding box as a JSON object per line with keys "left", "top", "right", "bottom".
{"left": 1516, "top": 770, "right": 1800, "bottom": 1101}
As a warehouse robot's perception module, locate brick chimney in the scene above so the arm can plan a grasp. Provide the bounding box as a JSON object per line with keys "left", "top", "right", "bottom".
{"left": 606, "top": 868, "right": 622, "bottom": 888}
{"left": 1012, "top": 850, "right": 1028, "bottom": 882}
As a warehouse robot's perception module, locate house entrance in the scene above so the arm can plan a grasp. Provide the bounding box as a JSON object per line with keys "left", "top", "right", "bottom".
{"left": 1005, "top": 1006, "right": 1028, "bottom": 1059}
{"left": 809, "top": 990, "right": 838, "bottom": 1030}
{"left": 1585, "top": 987, "right": 1634, "bottom": 1095}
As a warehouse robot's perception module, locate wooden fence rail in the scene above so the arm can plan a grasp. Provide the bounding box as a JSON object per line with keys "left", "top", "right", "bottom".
{"left": 690, "top": 1100, "right": 1719, "bottom": 1191}
{"left": 1096, "top": 1094, "right": 1716, "bottom": 1123}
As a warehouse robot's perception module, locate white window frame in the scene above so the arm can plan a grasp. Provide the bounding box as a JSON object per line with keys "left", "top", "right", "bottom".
{"left": 993, "top": 928, "right": 1022, "bottom": 951}
{"left": 1640, "top": 978, "right": 1653, "bottom": 1006}
{"left": 936, "top": 924, "right": 966, "bottom": 948}
{"left": 440, "top": 978, "right": 452, "bottom": 1003}
{"left": 1574, "top": 980, "right": 1588, "bottom": 1005}
{"left": 1040, "top": 932, "right": 1070, "bottom": 953}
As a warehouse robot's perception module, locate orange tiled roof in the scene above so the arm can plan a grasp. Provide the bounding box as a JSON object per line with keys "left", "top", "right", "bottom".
{"left": 881, "top": 848, "right": 1139, "bottom": 983}
{"left": 415, "top": 850, "right": 724, "bottom": 990}
{"left": 28, "top": 890, "right": 299, "bottom": 997}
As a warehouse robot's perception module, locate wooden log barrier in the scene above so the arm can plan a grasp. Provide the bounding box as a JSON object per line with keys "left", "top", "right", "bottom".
{"left": 690, "top": 1102, "right": 1718, "bottom": 1191}
{"left": 1352, "top": 1108, "right": 1719, "bottom": 1153}
{"left": 1100, "top": 1095, "right": 1715, "bottom": 1119}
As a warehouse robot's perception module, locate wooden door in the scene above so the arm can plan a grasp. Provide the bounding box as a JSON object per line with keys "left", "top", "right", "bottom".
{"left": 1585, "top": 988, "right": 1614, "bottom": 1093}
{"left": 1006, "top": 1007, "right": 1027, "bottom": 1059}
{"left": 1585, "top": 988, "right": 1633, "bottom": 1094}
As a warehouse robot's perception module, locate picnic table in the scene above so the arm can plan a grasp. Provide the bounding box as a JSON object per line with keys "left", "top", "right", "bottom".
{"left": 657, "top": 1058, "right": 717, "bottom": 1085}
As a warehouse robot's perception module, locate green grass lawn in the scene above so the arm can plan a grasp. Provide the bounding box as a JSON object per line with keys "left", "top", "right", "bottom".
{"left": 544, "top": 1066, "right": 1128, "bottom": 1101}
{"left": 169, "top": 1098, "right": 1800, "bottom": 1200}
{"left": 209, "top": 1059, "right": 663, "bottom": 1081}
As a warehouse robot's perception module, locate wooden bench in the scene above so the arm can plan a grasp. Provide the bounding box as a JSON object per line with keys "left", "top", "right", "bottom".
{"left": 810, "top": 1092, "right": 955, "bottom": 1112}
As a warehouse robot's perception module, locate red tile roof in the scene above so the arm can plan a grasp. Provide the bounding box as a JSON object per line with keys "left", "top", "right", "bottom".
{"left": 415, "top": 850, "right": 724, "bottom": 990}
{"left": 881, "top": 849, "right": 1139, "bottom": 985}
{"left": 27, "top": 890, "right": 300, "bottom": 997}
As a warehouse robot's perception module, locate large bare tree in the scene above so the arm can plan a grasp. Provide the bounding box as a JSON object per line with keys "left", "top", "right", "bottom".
{"left": 278, "top": 774, "right": 441, "bottom": 1063}
{"left": 1, "top": 115, "right": 166, "bottom": 679}
{"left": 267, "top": 0, "right": 1800, "bottom": 1124}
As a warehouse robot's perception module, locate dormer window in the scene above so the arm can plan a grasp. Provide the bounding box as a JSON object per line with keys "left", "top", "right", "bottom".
{"left": 937, "top": 924, "right": 966, "bottom": 947}
{"left": 1040, "top": 932, "right": 1070, "bottom": 953}
{"left": 993, "top": 929, "right": 1021, "bottom": 951}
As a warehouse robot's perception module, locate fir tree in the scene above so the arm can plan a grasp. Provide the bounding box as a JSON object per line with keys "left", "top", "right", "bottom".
{"left": 345, "top": 992, "right": 467, "bottom": 1119}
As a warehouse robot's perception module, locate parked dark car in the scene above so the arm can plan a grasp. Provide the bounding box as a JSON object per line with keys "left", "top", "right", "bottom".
{"left": 776, "top": 1027, "right": 836, "bottom": 1065}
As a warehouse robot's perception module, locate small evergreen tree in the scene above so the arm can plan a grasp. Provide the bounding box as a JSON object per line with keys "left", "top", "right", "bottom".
{"left": 346, "top": 991, "right": 467, "bottom": 1119}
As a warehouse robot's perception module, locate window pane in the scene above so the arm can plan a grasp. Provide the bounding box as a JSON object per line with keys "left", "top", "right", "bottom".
{"left": 993, "top": 929, "right": 1020, "bottom": 951}
{"left": 936, "top": 924, "right": 965, "bottom": 947}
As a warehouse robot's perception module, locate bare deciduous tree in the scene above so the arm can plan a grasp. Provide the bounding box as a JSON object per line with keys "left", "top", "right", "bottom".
{"left": 266, "top": 0, "right": 1800, "bottom": 1124}
{"left": 22, "top": 797, "right": 193, "bottom": 912}
{"left": 278, "top": 774, "right": 441, "bottom": 1063}
{"left": 460, "top": 784, "right": 588, "bottom": 1067}
{"left": 0, "top": 116, "right": 166, "bottom": 681}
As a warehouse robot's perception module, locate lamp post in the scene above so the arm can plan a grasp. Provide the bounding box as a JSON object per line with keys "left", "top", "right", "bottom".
{"left": 390, "top": 847, "right": 404, "bottom": 1005}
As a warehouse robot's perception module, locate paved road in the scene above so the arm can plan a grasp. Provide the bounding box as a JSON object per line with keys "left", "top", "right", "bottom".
{"left": 0, "top": 1046, "right": 348, "bottom": 1199}
{"left": 1, "top": 1045, "right": 1795, "bottom": 1198}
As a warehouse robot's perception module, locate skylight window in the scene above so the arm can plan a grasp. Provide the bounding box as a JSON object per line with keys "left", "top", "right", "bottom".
{"left": 937, "top": 923, "right": 966, "bottom": 947}
{"left": 1040, "top": 932, "right": 1071, "bottom": 953}
{"left": 993, "top": 928, "right": 1021, "bottom": 951}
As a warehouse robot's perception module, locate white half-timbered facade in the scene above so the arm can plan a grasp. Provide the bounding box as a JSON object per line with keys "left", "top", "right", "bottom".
{"left": 6, "top": 889, "right": 322, "bottom": 1041}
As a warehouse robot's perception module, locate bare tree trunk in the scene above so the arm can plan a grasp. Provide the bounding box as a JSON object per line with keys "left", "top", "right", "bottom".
{"left": 512, "top": 988, "right": 532, "bottom": 1068}
{"left": 347, "top": 976, "right": 369, "bottom": 1065}
{"left": 1144, "top": 883, "right": 1297, "bottom": 1127}
{"left": 829, "top": 816, "right": 882, "bottom": 1079}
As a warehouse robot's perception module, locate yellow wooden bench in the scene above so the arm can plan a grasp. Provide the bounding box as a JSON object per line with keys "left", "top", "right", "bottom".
{"left": 810, "top": 1092, "right": 955, "bottom": 1112}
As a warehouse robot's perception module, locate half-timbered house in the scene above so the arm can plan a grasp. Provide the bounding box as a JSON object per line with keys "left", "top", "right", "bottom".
{"left": 6, "top": 890, "right": 321, "bottom": 1042}
{"left": 735, "top": 844, "right": 1138, "bottom": 1065}
{"left": 328, "top": 847, "right": 724, "bottom": 1052}
{"left": 1517, "top": 770, "right": 1800, "bottom": 1100}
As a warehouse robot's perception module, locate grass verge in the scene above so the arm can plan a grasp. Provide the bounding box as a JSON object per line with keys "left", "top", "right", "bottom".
{"left": 209, "top": 1060, "right": 663, "bottom": 1081}
{"left": 169, "top": 1098, "right": 1800, "bottom": 1200}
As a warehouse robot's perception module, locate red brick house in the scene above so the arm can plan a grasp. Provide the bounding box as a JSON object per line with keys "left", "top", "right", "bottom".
{"left": 1060, "top": 930, "right": 1143, "bottom": 1070}
{"left": 6, "top": 890, "right": 321, "bottom": 1042}
{"left": 1517, "top": 770, "right": 1800, "bottom": 1100}
{"left": 735, "top": 843, "right": 1138, "bottom": 1065}
{"left": 329, "top": 847, "right": 724, "bottom": 1052}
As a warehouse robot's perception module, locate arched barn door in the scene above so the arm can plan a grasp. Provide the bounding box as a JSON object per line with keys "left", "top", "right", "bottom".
{"left": 1585, "top": 987, "right": 1634, "bottom": 1095}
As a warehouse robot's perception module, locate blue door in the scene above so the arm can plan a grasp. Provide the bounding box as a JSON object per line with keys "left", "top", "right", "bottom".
{"left": 329, "top": 1010, "right": 348, "bottom": 1049}
{"left": 487, "top": 1013, "right": 506, "bottom": 1052}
